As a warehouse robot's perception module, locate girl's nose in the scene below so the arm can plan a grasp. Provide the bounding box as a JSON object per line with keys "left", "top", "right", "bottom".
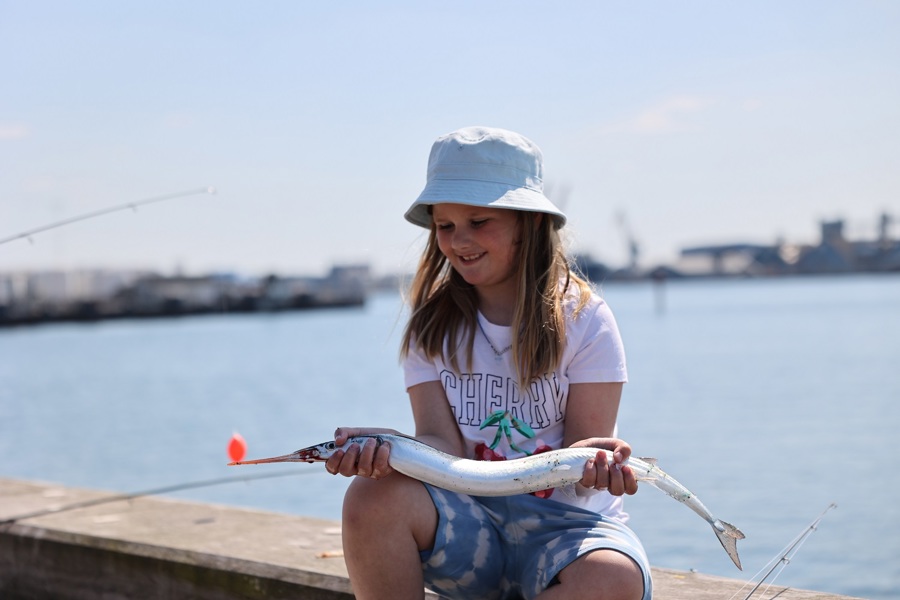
{"left": 450, "top": 228, "right": 472, "bottom": 251}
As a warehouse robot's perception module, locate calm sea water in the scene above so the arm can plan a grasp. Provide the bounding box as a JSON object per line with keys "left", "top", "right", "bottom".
{"left": 1, "top": 275, "right": 897, "bottom": 599}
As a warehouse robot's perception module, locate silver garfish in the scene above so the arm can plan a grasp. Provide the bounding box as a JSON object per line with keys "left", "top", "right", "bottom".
{"left": 230, "top": 433, "right": 745, "bottom": 569}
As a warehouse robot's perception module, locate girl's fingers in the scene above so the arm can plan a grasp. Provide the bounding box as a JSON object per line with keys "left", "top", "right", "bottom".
{"left": 372, "top": 441, "right": 392, "bottom": 479}
{"left": 582, "top": 450, "right": 638, "bottom": 495}
{"left": 582, "top": 455, "right": 610, "bottom": 490}
{"left": 333, "top": 427, "right": 358, "bottom": 445}
{"left": 581, "top": 458, "right": 597, "bottom": 488}
{"left": 337, "top": 442, "right": 362, "bottom": 477}
{"left": 607, "top": 455, "right": 625, "bottom": 495}
{"left": 623, "top": 465, "right": 639, "bottom": 495}
{"left": 324, "top": 451, "right": 343, "bottom": 475}
{"left": 355, "top": 438, "right": 378, "bottom": 478}
{"left": 326, "top": 433, "right": 393, "bottom": 480}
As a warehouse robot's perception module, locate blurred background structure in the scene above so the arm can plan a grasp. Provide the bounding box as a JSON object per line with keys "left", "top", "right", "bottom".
{"left": 2, "top": 2, "right": 897, "bottom": 281}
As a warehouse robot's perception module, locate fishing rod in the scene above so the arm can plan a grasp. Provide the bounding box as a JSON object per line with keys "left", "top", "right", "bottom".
{"left": 0, "top": 186, "right": 217, "bottom": 247}
{"left": 0, "top": 467, "right": 308, "bottom": 526}
{"left": 731, "top": 503, "right": 838, "bottom": 600}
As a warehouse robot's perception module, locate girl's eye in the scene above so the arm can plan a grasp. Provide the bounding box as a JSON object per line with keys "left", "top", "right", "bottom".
{"left": 436, "top": 223, "right": 453, "bottom": 231}
{"left": 471, "top": 219, "right": 487, "bottom": 228}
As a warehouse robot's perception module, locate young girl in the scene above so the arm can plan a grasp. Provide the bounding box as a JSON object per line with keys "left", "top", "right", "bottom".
{"left": 326, "top": 126, "right": 652, "bottom": 600}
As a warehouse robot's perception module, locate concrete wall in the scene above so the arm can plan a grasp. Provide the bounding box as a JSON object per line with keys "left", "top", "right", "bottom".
{"left": 0, "top": 478, "right": 861, "bottom": 600}
{"left": 1, "top": 525, "right": 349, "bottom": 600}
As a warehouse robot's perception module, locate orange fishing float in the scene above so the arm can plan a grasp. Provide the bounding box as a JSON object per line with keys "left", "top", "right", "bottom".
{"left": 228, "top": 432, "right": 247, "bottom": 463}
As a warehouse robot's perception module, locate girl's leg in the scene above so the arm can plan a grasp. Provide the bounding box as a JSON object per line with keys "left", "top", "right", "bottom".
{"left": 535, "top": 549, "right": 645, "bottom": 600}
{"left": 341, "top": 473, "right": 438, "bottom": 600}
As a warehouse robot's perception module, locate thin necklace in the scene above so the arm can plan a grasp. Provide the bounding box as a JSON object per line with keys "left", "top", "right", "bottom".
{"left": 477, "top": 319, "right": 512, "bottom": 358}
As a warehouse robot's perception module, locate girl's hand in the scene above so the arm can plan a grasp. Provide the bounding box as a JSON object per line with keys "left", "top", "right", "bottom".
{"left": 571, "top": 437, "right": 639, "bottom": 496}
{"left": 325, "top": 427, "right": 397, "bottom": 480}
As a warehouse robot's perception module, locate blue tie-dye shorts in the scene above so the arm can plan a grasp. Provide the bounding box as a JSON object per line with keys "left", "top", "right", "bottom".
{"left": 419, "top": 484, "right": 653, "bottom": 600}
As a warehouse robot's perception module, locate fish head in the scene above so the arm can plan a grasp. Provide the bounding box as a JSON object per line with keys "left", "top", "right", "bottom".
{"left": 228, "top": 440, "right": 340, "bottom": 465}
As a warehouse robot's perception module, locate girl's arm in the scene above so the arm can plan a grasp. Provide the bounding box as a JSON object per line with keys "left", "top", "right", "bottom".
{"left": 563, "top": 382, "right": 638, "bottom": 496}
{"left": 409, "top": 380, "right": 466, "bottom": 457}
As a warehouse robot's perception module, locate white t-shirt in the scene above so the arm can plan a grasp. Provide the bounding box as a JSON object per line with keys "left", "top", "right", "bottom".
{"left": 403, "top": 290, "right": 629, "bottom": 518}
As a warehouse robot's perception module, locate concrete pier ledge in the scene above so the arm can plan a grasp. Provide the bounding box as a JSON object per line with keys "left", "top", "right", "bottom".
{"left": 0, "top": 478, "right": 860, "bottom": 600}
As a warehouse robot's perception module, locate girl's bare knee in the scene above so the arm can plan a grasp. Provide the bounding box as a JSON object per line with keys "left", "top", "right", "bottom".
{"left": 553, "top": 549, "right": 644, "bottom": 600}
{"left": 342, "top": 476, "right": 396, "bottom": 529}
{"left": 342, "top": 475, "right": 438, "bottom": 552}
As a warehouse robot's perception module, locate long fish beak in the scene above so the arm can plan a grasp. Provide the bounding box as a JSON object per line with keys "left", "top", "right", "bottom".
{"left": 228, "top": 443, "right": 328, "bottom": 466}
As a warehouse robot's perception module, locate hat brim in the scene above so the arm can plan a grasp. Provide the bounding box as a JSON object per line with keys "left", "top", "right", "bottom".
{"left": 405, "top": 180, "right": 567, "bottom": 229}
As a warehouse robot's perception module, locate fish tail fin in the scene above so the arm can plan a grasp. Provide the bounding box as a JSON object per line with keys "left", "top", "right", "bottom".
{"left": 712, "top": 519, "right": 746, "bottom": 570}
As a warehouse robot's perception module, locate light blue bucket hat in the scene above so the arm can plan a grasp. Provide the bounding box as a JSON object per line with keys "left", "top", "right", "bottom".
{"left": 404, "top": 126, "right": 567, "bottom": 229}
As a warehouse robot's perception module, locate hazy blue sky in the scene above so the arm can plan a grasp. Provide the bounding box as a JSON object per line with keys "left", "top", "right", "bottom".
{"left": 2, "top": 2, "right": 898, "bottom": 277}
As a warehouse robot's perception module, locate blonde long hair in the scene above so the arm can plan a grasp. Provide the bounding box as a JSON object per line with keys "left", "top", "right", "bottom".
{"left": 401, "top": 211, "right": 592, "bottom": 387}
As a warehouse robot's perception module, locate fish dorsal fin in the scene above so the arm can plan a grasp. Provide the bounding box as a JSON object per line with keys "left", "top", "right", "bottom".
{"left": 639, "top": 457, "right": 658, "bottom": 465}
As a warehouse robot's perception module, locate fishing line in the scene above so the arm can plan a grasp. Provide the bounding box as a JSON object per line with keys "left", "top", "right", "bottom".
{"left": 0, "top": 186, "right": 217, "bottom": 247}
{"left": 0, "top": 467, "right": 312, "bottom": 525}
{"left": 729, "top": 503, "right": 838, "bottom": 600}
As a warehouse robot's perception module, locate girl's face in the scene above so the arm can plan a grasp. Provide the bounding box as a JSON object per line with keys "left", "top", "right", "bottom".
{"left": 432, "top": 203, "right": 521, "bottom": 295}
